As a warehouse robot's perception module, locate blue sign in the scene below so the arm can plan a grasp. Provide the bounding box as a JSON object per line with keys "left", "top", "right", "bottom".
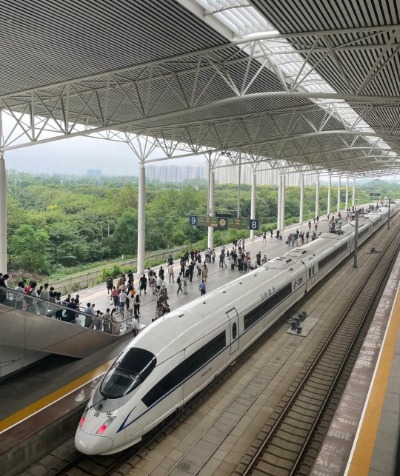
{"left": 189, "top": 216, "right": 198, "bottom": 226}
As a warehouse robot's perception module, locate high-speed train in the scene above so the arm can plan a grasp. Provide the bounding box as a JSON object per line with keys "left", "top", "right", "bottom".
{"left": 75, "top": 206, "right": 393, "bottom": 455}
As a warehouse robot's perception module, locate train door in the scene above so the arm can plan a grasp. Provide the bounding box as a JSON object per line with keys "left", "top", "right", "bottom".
{"left": 307, "top": 257, "right": 316, "bottom": 288}
{"left": 226, "top": 308, "right": 239, "bottom": 354}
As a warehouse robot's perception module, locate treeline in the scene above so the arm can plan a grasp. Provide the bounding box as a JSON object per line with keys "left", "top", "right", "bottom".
{"left": 6, "top": 171, "right": 389, "bottom": 275}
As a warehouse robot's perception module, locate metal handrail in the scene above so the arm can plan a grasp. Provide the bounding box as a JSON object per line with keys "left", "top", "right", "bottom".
{"left": 0, "top": 286, "right": 133, "bottom": 335}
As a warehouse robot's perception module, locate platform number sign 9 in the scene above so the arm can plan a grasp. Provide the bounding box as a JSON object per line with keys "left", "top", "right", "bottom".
{"left": 189, "top": 216, "right": 198, "bottom": 226}
{"left": 249, "top": 219, "right": 259, "bottom": 230}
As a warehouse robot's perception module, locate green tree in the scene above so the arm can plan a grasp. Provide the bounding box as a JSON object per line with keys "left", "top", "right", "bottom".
{"left": 9, "top": 225, "right": 50, "bottom": 272}
{"left": 113, "top": 211, "right": 138, "bottom": 256}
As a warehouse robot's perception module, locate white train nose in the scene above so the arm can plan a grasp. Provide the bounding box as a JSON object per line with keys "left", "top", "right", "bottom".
{"left": 75, "top": 428, "right": 113, "bottom": 455}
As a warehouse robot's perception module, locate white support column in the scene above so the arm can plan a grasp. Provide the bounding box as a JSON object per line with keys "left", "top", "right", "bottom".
{"left": 0, "top": 108, "right": 6, "bottom": 273}
{"left": 315, "top": 175, "right": 320, "bottom": 218}
{"left": 126, "top": 134, "right": 157, "bottom": 276}
{"left": 345, "top": 177, "right": 349, "bottom": 211}
{"left": 337, "top": 176, "right": 341, "bottom": 213}
{"left": 237, "top": 155, "right": 241, "bottom": 218}
{"left": 250, "top": 171, "right": 256, "bottom": 240}
{"left": 137, "top": 162, "right": 146, "bottom": 275}
{"left": 277, "top": 175, "right": 282, "bottom": 231}
{"left": 0, "top": 153, "right": 7, "bottom": 274}
{"left": 281, "top": 175, "right": 286, "bottom": 231}
{"left": 352, "top": 178, "right": 356, "bottom": 208}
{"left": 299, "top": 173, "right": 304, "bottom": 224}
{"left": 278, "top": 174, "right": 286, "bottom": 232}
{"left": 207, "top": 162, "right": 215, "bottom": 249}
{"left": 327, "top": 175, "right": 332, "bottom": 215}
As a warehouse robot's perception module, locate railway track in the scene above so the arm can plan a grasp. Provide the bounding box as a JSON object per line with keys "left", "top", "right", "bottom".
{"left": 46, "top": 311, "right": 286, "bottom": 475}
{"left": 34, "top": 217, "right": 399, "bottom": 476}
{"left": 235, "top": 223, "right": 400, "bottom": 476}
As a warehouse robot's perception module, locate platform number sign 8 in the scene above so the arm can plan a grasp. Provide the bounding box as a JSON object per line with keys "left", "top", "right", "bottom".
{"left": 189, "top": 216, "right": 198, "bottom": 226}
{"left": 249, "top": 219, "right": 259, "bottom": 230}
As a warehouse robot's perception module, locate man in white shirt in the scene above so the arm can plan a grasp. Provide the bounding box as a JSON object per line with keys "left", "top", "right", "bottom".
{"left": 155, "top": 276, "right": 163, "bottom": 295}
{"left": 119, "top": 290, "right": 128, "bottom": 312}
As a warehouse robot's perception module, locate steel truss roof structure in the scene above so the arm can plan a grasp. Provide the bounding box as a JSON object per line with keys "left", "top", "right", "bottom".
{"left": 0, "top": 0, "right": 399, "bottom": 177}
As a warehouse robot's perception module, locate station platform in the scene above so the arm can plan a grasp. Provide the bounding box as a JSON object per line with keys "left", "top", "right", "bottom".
{"left": 0, "top": 209, "right": 385, "bottom": 475}
{"left": 312, "top": 243, "right": 400, "bottom": 476}
{"left": 0, "top": 216, "right": 333, "bottom": 475}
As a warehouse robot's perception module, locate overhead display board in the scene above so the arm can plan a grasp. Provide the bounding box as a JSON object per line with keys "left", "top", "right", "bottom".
{"left": 189, "top": 216, "right": 259, "bottom": 230}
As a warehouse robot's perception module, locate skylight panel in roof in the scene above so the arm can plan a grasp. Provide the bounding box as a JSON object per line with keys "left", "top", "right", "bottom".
{"left": 188, "top": 0, "right": 397, "bottom": 165}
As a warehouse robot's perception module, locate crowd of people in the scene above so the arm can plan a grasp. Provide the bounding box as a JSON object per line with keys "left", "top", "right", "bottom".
{"left": 2, "top": 210, "right": 370, "bottom": 336}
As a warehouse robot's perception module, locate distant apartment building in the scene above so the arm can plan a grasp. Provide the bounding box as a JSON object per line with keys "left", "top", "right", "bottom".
{"left": 87, "top": 168, "right": 102, "bottom": 178}
{"left": 146, "top": 161, "right": 315, "bottom": 186}
{"left": 214, "top": 159, "right": 316, "bottom": 186}
{"left": 146, "top": 164, "right": 205, "bottom": 182}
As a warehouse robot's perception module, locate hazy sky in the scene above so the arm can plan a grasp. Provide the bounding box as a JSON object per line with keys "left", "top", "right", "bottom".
{"left": 5, "top": 135, "right": 205, "bottom": 177}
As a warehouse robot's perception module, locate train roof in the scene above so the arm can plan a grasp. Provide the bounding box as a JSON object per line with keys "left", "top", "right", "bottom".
{"left": 132, "top": 262, "right": 296, "bottom": 356}
{"left": 131, "top": 205, "right": 393, "bottom": 359}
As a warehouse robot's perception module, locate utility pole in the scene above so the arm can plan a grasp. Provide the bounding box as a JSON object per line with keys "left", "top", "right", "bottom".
{"left": 353, "top": 210, "right": 359, "bottom": 269}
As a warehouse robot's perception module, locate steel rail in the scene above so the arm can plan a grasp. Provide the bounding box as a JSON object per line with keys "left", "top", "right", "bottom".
{"left": 241, "top": 217, "right": 400, "bottom": 476}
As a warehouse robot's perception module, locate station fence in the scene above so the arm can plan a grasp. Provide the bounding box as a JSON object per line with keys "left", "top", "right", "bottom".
{"left": 50, "top": 245, "right": 187, "bottom": 295}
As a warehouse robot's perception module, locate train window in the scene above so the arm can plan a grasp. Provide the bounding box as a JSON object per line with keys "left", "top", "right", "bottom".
{"left": 232, "top": 322, "right": 237, "bottom": 340}
{"left": 142, "top": 331, "right": 226, "bottom": 407}
{"left": 100, "top": 348, "right": 156, "bottom": 399}
{"left": 243, "top": 283, "right": 292, "bottom": 330}
{"left": 358, "top": 227, "right": 370, "bottom": 238}
{"left": 318, "top": 243, "right": 348, "bottom": 270}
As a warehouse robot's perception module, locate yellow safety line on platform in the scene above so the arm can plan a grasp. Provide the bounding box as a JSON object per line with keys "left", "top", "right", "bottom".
{"left": 0, "top": 359, "right": 113, "bottom": 434}
{"left": 346, "top": 286, "right": 400, "bottom": 475}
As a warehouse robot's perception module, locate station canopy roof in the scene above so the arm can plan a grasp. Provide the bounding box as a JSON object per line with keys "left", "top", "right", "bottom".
{"left": 1, "top": 0, "right": 400, "bottom": 177}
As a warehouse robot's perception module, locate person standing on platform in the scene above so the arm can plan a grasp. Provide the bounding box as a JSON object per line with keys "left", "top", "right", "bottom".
{"left": 201, "top": 264, "right": 208, "bottom": 282}
{"left": 119, "top": 289, "right": 127, "bottom": 313}
{"left": 263, "top": 232, "right": 266, "bottom": 242}
{"left": 188, "top": 261, "right": 194, "bottom": 282}
{"left": 133, "top": 294, "right": 141, "bottom": 316}
{"left": 132, "top": 315, "right": 139, "bottom": 337}
{"left": 199, "top": 279, "right": 206, "bottom": 296}
{"left": 176, "top": 276, "right": 183, "bottom": 294}
{"left": 219, "top": 251, "right": 226, "bottom": 268}
{"left": 0, "top": 274, "right": 8, "bottom": 303}
{"left": 103, "top": 308, "right": 112, "bottom": 334}
{"left": 179, "top": 257, "right": 186, "bottom": 277}
{"left": 139, "top": 274, "right": 147, "bottom": 295}
{"left": 168, "top": 263, "right": 175, "bottom": 283}
{"left": 14, "top": 281, "right": 25, "bottom": 309}
{"left": 155, "top": 275, "right": 163, "bottom": 295}
{"left": 110, "top": 309, "right": 120, "bottom": 335}
{"left": 106, "top": 276, "right": 113, "bottom": 295}
{"left": 111, "top": 286, "right": 119, "bottom": 310}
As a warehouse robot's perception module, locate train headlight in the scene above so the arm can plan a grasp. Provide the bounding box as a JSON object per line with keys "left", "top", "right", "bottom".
{"left": 96, "top": 417, "right": 116, "bottom": 435}
{"left": 79, "top": 410, "right": 88, "bottom": 427}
